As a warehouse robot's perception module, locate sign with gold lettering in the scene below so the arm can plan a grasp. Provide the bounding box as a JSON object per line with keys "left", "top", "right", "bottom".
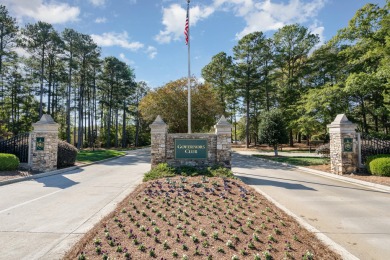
{"left": 175, "top": 139, "right": 207, "bottom": 159}
{"left": 36, "top": 137, "right": 45, "bottom": 151}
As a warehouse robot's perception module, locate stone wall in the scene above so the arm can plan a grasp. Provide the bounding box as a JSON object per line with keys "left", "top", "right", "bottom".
{"left": 29, "top": 115, "right": 59, "bottom": 172}
{"left": 328, "top": 114, "right": 358, "bottom": 175}
{"left": 150, "top": 116, "right": 232, "bottom": 169}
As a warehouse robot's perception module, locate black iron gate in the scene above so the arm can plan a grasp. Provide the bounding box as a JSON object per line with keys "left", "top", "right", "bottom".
{"left": 0, "top": 133, "right": 30, "bottom": 163}
{"left": 360, "top": 133, "right": 390, "bottom": 164}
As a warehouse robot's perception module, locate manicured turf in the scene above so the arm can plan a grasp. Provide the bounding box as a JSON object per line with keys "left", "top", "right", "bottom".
{"left": 76, "top": 150, "right": 126, "bottom": 163}
{"left": 253, "top": 154, "right": 329, "bottom": 166}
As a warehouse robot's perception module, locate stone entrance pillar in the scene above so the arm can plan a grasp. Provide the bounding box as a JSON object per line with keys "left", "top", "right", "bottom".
{"left": 215, "top": 116, "right": 232, "bottom": 169}
{"left": 150, "top": 115, "right": 168, "bottom": 168}
{"left": 327, "top": 114, "right": 358, "bottom": 175}
{"left": 29, "top": 114, "right": 59, "bottom": 172}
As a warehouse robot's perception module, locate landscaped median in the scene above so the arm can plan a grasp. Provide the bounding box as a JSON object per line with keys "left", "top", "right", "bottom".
{"left": 64, "top": 165, "right": 341, "bottom": 260}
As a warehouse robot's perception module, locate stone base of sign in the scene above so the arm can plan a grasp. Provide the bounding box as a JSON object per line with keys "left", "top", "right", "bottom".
{"left": 29, "top": 115, "right": 59, "bottom": 172}
{"left": 327, "top": 114, "right": 358, "bottom": 175}
{"left": 150, "top": 116, "right": 232, "bottom": 169}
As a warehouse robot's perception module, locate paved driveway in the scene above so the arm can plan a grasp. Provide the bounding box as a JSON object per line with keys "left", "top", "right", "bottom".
{"left": 0, "top": 148, "right": 150, "bottom": 260}
{"left": 233, "top": 152, "right": 390, "bottom": 260}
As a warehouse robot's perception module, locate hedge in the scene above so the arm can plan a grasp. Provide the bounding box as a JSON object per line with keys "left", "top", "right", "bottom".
{"left": 0, "top": 153, "right": 20, "bottom": 171}
{"left": 366, "top": 154, "right": 390, "bottom": 177}
{"left": 57, "top": 140, "right": 78, "bottom": 168}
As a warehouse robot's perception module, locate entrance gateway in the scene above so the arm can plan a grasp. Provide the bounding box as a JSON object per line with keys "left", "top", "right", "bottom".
{"left": 150, "top": 115, "right": 232, "bottom": 169}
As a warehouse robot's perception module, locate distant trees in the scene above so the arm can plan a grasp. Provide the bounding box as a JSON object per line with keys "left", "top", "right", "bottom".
{"left": 0, "top": 4, "right": 148, "bottom": 148}
{"left": 201, "top": 1, "right": 390, "bottom": 146}
{"left": 139, "top": 78, "right": 223, "bottom": 133}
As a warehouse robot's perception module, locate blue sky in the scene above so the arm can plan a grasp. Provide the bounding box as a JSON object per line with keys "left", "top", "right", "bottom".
{"left": 1, "top": 0, "right": 387, "bottom": 88}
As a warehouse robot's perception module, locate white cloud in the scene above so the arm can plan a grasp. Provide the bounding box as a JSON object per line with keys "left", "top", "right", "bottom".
{"left": 3, "top": 0, "right": 80, "bottom": 24}
{"left": 95, "top": 17, "right": 107, "bottom": 23}
{"left": 119, "top": 53, "right": 135, "bottom": 65}
{"left": 155, "top": 4, "right": 215, "bottom": 44}
{"left": 91, "top": 31, "right": 144, "bottom": 51}
{"left": 89, "top": 0, "right": 106, "bottom": 7}
{"left": 146, "top": 46, "right": 158, "bottom": 59}
{"left": 235, "top": 0, "right": 326, "bottom": 38}
{"left": 12, "top": 46, "right": 31, "bottom": 58}
{"left": 309, "top": 20, "right": 325, "bottom": 49}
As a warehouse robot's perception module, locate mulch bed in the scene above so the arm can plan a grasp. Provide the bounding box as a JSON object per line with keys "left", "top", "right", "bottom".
{"left": 64, "top": 176, "right": 341, "bottom": 260}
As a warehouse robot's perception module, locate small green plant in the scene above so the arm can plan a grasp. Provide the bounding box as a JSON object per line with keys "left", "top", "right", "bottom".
{"left": 254, "top": 253, "right": 261, "bottom": 260}
{"left": 268, "top": 234, "right": 276, "bottom": 242}
{"left": 182, "top": 254, "right": 189, "bottom": 260}
{"left": 116, "top": 246, "right": 123, "bottom": 253}
{"left": 138, "top": 244, "right": 146, "bottom": 251}
{"left": 217, "top": 247, "right": 225, "bottom": 253}
{"left": 302, "top": 250, "right": 314, "bottom": 260}
{"left": 78, "top": 252, "right": 86, "bottom": 260}
{"left": 163, "top": 240, "right": 169, "bottom": 250}
{"left": 248, "top": 241, "right": 255, "bottom": 249}
{"left": 202, "top": 240, "right": 209, "bottom": 248}
{"left": 253, "top": 233, "right": 260, "bottom": 242}
{"left": 212, "top": 231, "right": 219, "bottom": 240}
{"left": 262, "top": 251, "right": 272, "bottom": 260}
{"left": 232, "top": 255, "right": 239, "bottom": 260}
{"left": 172, "top": 250, "right": 179, "bottom": 258}
{"left": 191, "top": 234, "right": 199, "bottom": 243}
{"left": 149, "top": 248, "right": 156, "bottom": 257}
{"left": 199, "top": 228, "right": 207, "bottom": 236}
{"left": 154, "top": 226, "right": 160, "bottom": 233}
{"left": 182, "top": 244, "right": 188, "bottom": 250}
{"left": 226, "top": 239, "right": 234, "bottom": 248}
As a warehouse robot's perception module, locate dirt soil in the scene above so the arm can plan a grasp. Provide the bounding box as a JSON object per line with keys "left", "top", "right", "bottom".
{"left": 0, "top": 170, "right": 33, "bottom": 182}
{"left": 64, "top": 176, "right": 341, "bottom": 260}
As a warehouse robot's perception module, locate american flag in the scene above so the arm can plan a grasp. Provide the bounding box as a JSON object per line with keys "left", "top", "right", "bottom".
{"left": 184, "top": 5, "right": 189, "bottom": 45}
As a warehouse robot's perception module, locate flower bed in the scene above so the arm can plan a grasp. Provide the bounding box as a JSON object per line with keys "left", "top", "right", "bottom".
{"left": 65, "top": 176, "right": 341, "bottom": 259}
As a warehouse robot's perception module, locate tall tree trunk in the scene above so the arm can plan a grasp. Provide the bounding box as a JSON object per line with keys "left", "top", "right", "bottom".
{"left": 39, "top": 45, "right": 45, "bottom": 117}
{"left": 289, "top": 129, "right": 294, "bottom": 147}
{"left": 122, "top": 103, "right": 127, "bottom": 148}
{"left": 66, "top": 52, "right": 73, "bottom": 143}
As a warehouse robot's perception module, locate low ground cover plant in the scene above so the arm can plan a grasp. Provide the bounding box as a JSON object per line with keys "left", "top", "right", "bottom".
{"left": 0, "top": 153, "right": 19, "bottom": 171}
{"left": 65, "top": 167, "right": 341, "bottom": 259}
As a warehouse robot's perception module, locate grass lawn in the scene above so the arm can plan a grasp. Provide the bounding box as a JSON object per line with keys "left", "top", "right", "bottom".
{"left": 253, "top": 154, "right": 329, "bottom": 166}
{"left": 77, "top": 150, "right": 126, "bottom": 163}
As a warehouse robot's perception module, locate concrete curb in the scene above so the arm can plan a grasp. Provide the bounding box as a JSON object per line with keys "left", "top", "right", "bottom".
{"left": 244, "top": 153, "right": 390, "bottom": 193}
{"left": 235, "top": 176, "right": 359, "bottom": 260}
{"left": 0, "top": 152, "right": 128, "bottom": 187}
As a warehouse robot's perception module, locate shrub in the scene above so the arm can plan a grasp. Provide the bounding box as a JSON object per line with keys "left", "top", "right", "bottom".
{"left": 143, "top": 163, "right": 176, "bottom": 182}
{"left": 143, "top": 163, "right": 235, "bottom": 182}
{"left": 0, "top": 153, "right": 20, "bottom": 171}
{"left": 315, "top": 143, "right": 330, "bottom": 158}
{"left": 57, "top": 140, "right": 78, "bottom": 168}
{"left": 367, "top": 155, "right": 390, "bottom": 176}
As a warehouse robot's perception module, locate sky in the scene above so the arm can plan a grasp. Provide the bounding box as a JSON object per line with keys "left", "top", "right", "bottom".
{"left": 0, "top": 0, "right": 387, "bottom": 89}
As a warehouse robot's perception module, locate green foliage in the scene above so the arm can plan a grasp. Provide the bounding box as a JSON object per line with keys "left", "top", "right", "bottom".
{"left": 143, "top": 164, "right": 235, "bottom": 182}
{"left": 367, "top": 155, "right": 390, "bottom": 176}
{"left": 139, "top": 78, "right": 223, "bottom": 133}
{"left": 57, "top": 140, "right": 78, "bottom": 168}
{"left": 0, "top": 153, "right": 19, "bottom": 171}
{"left": 258, "top": 109, "right": 289, "bottom": 151}
{"left": 143, "top": 163, "right": 176, "bottom": 182}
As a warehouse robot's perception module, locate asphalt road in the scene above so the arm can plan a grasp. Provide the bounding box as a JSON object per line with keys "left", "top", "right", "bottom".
{"left": 0, "top": 148, "right": 150, "bottom": 260}
{"left": 233, "top": 152, "right": 390, "bottom": 260}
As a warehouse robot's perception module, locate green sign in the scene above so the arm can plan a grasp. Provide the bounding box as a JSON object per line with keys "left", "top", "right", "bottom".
{"left": 36, "top": 137, "right": 45, "bottom": 151}
{"left": 175, "top": 139, "right": 208, "bottom": 159}
{"left": 343, "top": 138, "right": 353, "bottom": 152}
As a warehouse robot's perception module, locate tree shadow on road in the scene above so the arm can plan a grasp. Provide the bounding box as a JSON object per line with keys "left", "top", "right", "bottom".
{"left": 237, "top": 174, "right": 317, "bottom": 191}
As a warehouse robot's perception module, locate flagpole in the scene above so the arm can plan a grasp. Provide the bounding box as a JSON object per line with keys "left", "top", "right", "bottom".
{"left": 187, "top": 0, "right": 191, "bottom": 134}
